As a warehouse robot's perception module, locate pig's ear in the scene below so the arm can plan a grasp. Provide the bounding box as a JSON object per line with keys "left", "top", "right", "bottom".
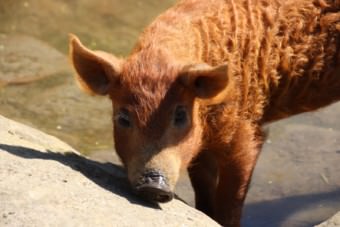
{"left": 179, "top": 63, "right": 229, "bottom": 100}
{"left": 69, "top": 34, "right": 122, "bottom": 95}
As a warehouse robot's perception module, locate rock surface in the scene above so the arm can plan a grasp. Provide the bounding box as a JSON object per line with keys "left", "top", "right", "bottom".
{"left": 0, "top": 115, "right": 219, "bottom": 227}
{"left": 243, "top": 102, "right": 340, "bottom": 227}
{"left": 316, "top": 212, "right": 340, "bottom": 227}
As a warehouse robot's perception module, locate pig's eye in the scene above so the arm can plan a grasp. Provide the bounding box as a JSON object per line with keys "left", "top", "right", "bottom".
{"left": 116, "top": 109, "right": 131, "bottom": 128}
{"left": 173, "top": 106, "right": 188, "bottom": 127}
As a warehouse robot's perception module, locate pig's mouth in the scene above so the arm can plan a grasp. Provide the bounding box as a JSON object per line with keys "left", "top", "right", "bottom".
{"left": 134, "top": 170, "right": 174, "bottom": 203}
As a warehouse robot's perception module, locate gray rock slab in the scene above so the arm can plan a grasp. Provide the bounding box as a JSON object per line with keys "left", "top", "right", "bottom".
{"left": 0, "top": 115, "right": 219, "bottom": 227}
{"left": 244, "top": 102, "right": 340, "bottom": 227}
{"left": 315, "top": 212, "right": 340, "bottom": 227}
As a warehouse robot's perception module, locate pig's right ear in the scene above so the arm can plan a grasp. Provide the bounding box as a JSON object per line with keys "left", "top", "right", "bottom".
{"left": 69, "top": 34, "right": 122, "bottom": 95}
{"left": 179, "top": 63, "right": 229, "bottom": 103}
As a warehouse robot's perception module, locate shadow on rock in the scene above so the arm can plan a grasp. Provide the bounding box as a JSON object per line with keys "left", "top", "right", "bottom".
{"left": 0, "top": 143, "right": 162, "bottom": 210}
{"left": 243, "top": 189, "right": 340, "bottom": 227}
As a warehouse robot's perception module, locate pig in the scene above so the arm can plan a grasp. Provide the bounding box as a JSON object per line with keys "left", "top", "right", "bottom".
{"left": 69, "top": 0, "right": 340, "bottom": 226}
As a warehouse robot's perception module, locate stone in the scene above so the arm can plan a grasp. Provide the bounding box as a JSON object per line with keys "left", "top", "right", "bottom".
{"left": 315, "top": 212, "right": 340, "bottom": 227}
{"left": 0, "top": 115, "right": 219, "bottom": 227}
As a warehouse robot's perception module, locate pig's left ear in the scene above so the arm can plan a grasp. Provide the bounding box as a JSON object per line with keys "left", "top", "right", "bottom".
{"left": 179, "top": 63, "right": 229, "bottom": 100}
{"left": 69, "top": 34, "right": 122, "bottom": 95}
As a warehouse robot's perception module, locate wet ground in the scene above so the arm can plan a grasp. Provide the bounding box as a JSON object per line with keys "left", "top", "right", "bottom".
{"left": 0, "top": 1, "right": 339, "bottom": 226}
{"left": 0, "top": 0, "right": 175, "bottom": 154}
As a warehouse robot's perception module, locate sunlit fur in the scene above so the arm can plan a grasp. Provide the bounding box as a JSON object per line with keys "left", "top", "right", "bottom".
{"left": 70, "top": 0, "right": 339, "bottom": 226}
{"left": 134, "top": 0, "right": 340, "bottom": 122}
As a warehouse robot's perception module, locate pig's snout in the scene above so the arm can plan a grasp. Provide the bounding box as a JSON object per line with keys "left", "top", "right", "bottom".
{"left": 135, "top": 170, "right": 174, "bottom": 203}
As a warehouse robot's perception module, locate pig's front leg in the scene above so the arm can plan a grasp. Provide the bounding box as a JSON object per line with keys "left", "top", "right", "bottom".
{"left": 214, "top": 122, "right": 263, "bottom": 227}
{"left": 188, "top": 150, "right": 218, "bottom": 217}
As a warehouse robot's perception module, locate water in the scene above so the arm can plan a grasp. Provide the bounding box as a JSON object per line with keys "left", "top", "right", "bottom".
{"left": 0, "top": 0, "right": 175, "bottom": 154}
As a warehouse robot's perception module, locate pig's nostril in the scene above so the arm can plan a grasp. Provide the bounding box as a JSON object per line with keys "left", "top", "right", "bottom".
{"left": 135, "top": 170, "right": 173, "bottom": 203}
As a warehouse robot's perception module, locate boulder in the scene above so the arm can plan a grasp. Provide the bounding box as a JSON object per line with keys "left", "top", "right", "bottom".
{"left": 0, "top": 115, "right": 219, "bottom": 227}
{"left": 315, "top": 212, "right": 340, "bottom": 227}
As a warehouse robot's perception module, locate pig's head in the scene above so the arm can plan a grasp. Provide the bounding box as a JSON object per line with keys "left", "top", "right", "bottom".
{"left": 69, "top": 35, "right": 229, "bottom": 203}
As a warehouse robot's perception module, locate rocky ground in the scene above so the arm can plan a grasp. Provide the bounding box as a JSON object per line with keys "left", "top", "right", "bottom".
{"left": 316, "top": 211, "right": 340, "bottom": 227}
{"left": 0, "top": 115, "right": 219, "bottom": 227}
{"left": 243, "top": 104, "right": 340, "bottom": 227}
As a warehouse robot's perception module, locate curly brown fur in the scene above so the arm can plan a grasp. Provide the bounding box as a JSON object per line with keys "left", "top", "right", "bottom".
{"left": 70, "top": 0, "right": 340, "bottom": 226}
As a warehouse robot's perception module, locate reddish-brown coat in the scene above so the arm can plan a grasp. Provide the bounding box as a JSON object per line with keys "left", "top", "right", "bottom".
{"left": 70, "top": 0, "right": 339, "bottom": 226}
